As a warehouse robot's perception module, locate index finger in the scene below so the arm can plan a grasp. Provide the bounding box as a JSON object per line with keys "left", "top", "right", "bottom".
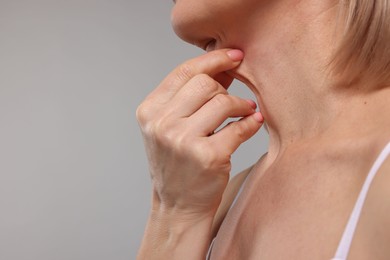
{"left": 147, "top": 49, "right": 244, "bottom": 102}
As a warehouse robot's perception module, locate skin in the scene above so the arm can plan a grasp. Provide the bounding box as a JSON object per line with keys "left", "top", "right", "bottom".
{"left": 138, "top": 0, "right": 390, "bottom": 259}
{"left": 137, "top": 50, "right": 264, "bottom": 259}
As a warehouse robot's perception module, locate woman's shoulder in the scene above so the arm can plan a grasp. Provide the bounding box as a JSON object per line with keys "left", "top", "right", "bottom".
{"left": 367, "top": 145, "right": 390, "bottom": 227}
{"left": 348, "top": 141, "right": 390, "bottom": 258}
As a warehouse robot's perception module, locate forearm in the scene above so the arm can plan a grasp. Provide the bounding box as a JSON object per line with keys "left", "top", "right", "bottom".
{"left": 137, "top": 204, "right": 215, "bottom": 260}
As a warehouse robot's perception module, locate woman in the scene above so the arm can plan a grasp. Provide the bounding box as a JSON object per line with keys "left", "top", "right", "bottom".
{"left": 137, "top": 0, "right": 390, "bottom": 259}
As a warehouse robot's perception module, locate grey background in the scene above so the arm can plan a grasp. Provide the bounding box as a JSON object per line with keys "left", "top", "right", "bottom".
{"left": 0, "top": 1, "right": 268, "bottom": 259}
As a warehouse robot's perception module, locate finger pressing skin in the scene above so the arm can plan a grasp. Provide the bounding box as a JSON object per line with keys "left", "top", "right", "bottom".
{"left": 189, "top": 94, "right": 257, "bottom": 136}
{"left": 146, "top": 49, "right": 244, "bottom": 103}
{"left": 210, "top": 112, "right": 263, "bottom": 155}
{"left": 167, "top": 74, "right": 228, "bottom": 118}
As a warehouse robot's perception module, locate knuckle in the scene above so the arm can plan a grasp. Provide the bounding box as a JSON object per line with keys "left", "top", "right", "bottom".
{"left": 191, "top": 142, "right": 219, "bottom": 170}
{"left": 231, "top": 121, "right": 249, "bottom": 140}
{"left": 153, "top": 119, "right": 186, "bottom": 149}
{"left": 212, "top": 93, "right": 230, "bottom": 107}
{"left": 135, "top": 102, "right": 149, "bottom": 125}
{"left": 192, "top": 74, "right": 219, "bottom": 94}
{"left": 158, "top": 131, "right": 177, "bottom": 148}
{"left": 152, "top": 119, "right": 171, "bottom": 140}
{"left": 176, "top": 63, "right": 194, "bottom": 81}
{"left": 139, "top": 115, "right": 165, "bottom": 138}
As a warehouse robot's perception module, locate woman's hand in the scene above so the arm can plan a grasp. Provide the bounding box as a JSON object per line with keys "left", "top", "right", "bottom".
{"left": 136, "top": 49, "right": 263, "bottom": 259}
{"left": 136, "top": 49, "right": 263, "bottom": 218}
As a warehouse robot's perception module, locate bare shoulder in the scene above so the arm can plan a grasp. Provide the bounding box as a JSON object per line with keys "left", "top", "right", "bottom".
{"left": 371, "top": 151, "right": 390, "bottom": 229}
{"left": 210, "top": 165, "right": 253, "bottom": 238}
{"left": 369, "top": 146, "right": 390, "bottom": 227}
{"left": 350, "top": 149, "right": 390, "bottom": 259}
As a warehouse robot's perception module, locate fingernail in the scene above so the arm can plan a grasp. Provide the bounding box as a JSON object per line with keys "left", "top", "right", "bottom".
{"left": 253, "top": 112, "right": 264, "bottom": 123}
{"left": 246, "top": 99, "right": 257, "bottom": 109}
{"left": 226, "top": 49, "right": 244, "bottom": 62}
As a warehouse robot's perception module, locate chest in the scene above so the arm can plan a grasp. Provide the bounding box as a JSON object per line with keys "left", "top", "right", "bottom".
{"left": 209, "top": 154, "right": 376, "bottom": 259}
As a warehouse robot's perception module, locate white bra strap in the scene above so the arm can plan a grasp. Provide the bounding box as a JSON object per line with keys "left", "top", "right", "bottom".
{"left": 334, "top": 141, "right": 390, "bottom": 259}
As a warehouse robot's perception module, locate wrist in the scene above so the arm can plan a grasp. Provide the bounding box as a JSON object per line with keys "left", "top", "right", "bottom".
{"left": 138, "top": 201, "right": 215, "bottom": 260}
{"left": 151, "top": 188, "right": 219, "bottom": 221}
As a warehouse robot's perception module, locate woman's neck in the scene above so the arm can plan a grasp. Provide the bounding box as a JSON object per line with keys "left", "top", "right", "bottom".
{"left": 228, "top": 1, "right": 388, "bottom": 161}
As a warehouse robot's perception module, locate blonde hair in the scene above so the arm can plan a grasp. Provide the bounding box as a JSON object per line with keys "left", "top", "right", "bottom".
{"left": 333, "top": 0, "right": 390, "bottom": 88}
